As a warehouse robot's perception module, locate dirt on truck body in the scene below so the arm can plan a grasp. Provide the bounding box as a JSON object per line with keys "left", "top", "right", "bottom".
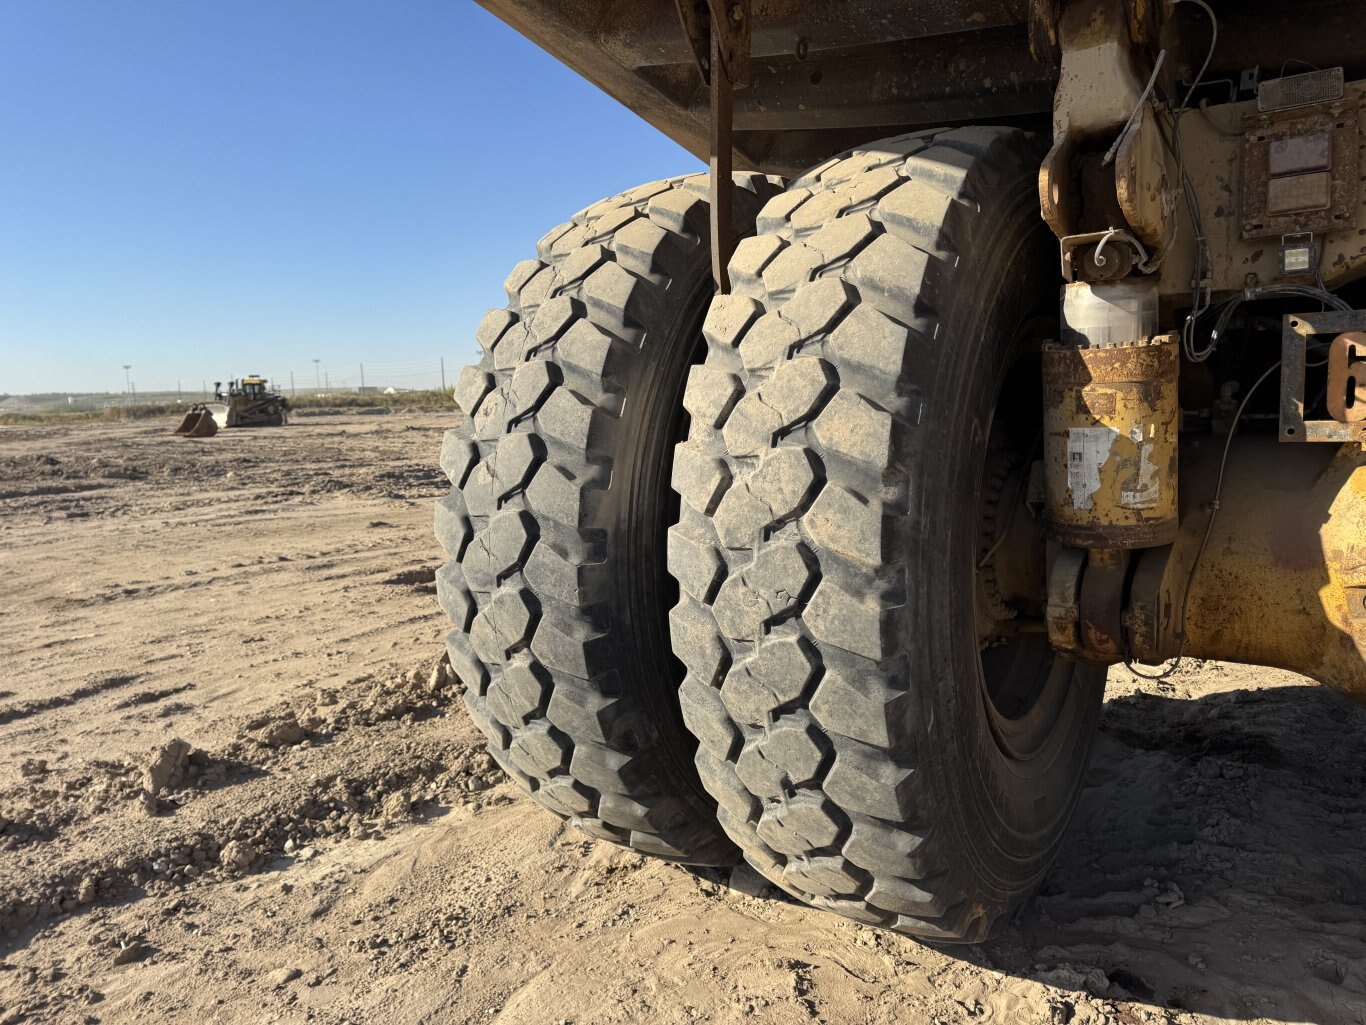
{"left": 434, "top": 0, "right": 1366, "bottom": 947}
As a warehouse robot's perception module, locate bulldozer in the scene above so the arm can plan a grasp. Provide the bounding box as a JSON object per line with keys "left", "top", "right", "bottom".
{"left": 434, "top": 0, "right": 1366, "bottom": 942}
{"left": 173, "top": 376, "right": 289, "bottom": 437}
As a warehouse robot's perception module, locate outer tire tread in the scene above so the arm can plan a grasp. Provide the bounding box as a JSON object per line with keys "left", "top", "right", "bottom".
{"left": 670, "top": 128, "right": 1097, "bottom": 936}
{"left": 438, "top": 173, "right": 782, "bottom": 865}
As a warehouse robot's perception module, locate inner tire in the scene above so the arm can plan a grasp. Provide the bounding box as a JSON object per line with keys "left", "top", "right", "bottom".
{"left": 669, "top": 128, "right": 1104, "bottom": 935}
{"left": 437, "top": 173, "right": 781, "bottom": 865}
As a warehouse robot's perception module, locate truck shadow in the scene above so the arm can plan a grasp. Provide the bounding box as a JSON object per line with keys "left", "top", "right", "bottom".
{"left": 980, "top": 677, "right": 1366, "bottom": 1023}
{"left": 707, "top": 678, "right": 1366, "bottom": 1022}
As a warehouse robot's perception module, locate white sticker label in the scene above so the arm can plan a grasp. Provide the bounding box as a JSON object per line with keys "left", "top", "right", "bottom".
{"left": 1120, "top": 424, "right": 1161, "bottom": 509}
{"left": 1066, "top": 427, "right": 1117, "bottom": 510}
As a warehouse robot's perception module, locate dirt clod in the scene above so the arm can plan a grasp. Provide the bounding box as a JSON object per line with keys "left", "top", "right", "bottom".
{"left": 111, "top": 941, "right": 151, "bottom": 966}
{"left": 264, "top": 966, "right": 301, "bottom": 988}
{"left": 218, "top": 840, "right": 256, "bottom": 872}
{"left": 143, "top": 739, "right": 191, "bottom": 794}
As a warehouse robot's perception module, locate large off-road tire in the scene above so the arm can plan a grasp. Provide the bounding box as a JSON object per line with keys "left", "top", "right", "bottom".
{"left": 437, "top": 173, "right": 781, "bottom": 865}
{"left": 669, "top": 128, "right": 1105, "bottom": 937}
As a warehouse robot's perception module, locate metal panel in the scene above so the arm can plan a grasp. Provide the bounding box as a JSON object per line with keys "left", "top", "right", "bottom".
{"left": 1280, "top": 311, "right": 1366, "bottom": 444}
{"left": 477, "top": 0, "right": 1366, "bottom": 177}
{"left": 1240, "top": 104, "right": 1360, "bottom": 240}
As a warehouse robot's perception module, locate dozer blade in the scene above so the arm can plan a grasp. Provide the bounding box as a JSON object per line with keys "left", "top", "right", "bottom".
{"left": 172, "top": 409, "right": 218, "bottom": 437}
{"left": 207, "top": 403, "right": 232, "bottom": 430}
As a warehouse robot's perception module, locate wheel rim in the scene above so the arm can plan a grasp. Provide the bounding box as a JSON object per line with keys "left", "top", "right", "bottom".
{"left": 975, "top": 317, "right": 1072, "bottom": 761}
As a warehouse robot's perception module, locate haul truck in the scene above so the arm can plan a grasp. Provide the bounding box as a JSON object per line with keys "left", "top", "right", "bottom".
{"left": 434, "top": 0, "right": 1366, "bottom": 942}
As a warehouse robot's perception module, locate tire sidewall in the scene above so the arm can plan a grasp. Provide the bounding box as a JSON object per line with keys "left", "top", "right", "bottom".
{"left": 918, "top": 170, "right": 1103, "bottom": 918}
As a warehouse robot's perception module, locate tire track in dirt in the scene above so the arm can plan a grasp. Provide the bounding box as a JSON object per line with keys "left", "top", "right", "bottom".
{"left": 4, "top": 414, "right": 1364, "bottom": 1025}
{"left": 0, "top": 675, "right": 145, "bottom": 727}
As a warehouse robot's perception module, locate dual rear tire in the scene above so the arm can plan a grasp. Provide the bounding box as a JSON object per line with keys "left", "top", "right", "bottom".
{"left": 436, "top": 130, "right": 1103, "bottom": 940}
{"left": 436, "top": 173, "right": 781, "bottom": 865}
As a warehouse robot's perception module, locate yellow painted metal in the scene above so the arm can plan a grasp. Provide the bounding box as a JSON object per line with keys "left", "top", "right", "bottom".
{"left": 1131, "top": 438, "right": 1366, "bottom": 699}
{"left": 1043, "top": 334, "right": 1180, "bottom": 548}
{"left": 1157, "top": 80, "right": 1366, "bottom": 305}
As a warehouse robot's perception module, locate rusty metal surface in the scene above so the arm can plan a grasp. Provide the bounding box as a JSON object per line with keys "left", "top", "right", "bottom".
{"left": 1077, "top": 548, "right": 1128, "bottom": 661}
{"left": 708, "top": 24, "right": 735, "bottom": 294}
{"left": 1045, "top": 546, "right": 1086, "bottom": 654}
{"left": 1114, "top": 102, "right": 1174, "bottom": 250}
{"left": 608, "top": 0, "right": 1031, "bottom": 67}
{"left": 1039, "top": 0, "right": 1149, "bottom": 245}
{"left": 1129, "top": 438, "right": 1366, "bottom": 700}
{"left": 1240, "top": 105, "right": 1360, "bottom": 241}
{"left": 1027, "top": 0, "right": 1060, "bottom": 62}
{"left": 1328, "top": 331, "right": 1366, "bottom": 423}
{"left": 476, "top": 0, "right": 1052, "bottom": 175}
{"left": 1158, "top": 82, "right": 1366, "bottom": 306}
{"left": 1043, "top": 334, "right": 1180, "bottom": 548}
{"left": 1124, "top": 0, "right": 1154, "bottom": 47}
{"left": 677, "top": 0, "right": 750, "bottom": 86}
{"left": 1038, "top": 0, "right": 1177, "bottom": 259}
{"left": 478, "top": 0, "right": 1366, "bottom": 178}
{"left": 1281, "top": 311, "right": 1366, "bottom": 444}
{"left": 1123, "top": 543, "right": 1166, "bottom": 657}
{"left": 1058, "top": 228, "right": 1152, "bottom": 281}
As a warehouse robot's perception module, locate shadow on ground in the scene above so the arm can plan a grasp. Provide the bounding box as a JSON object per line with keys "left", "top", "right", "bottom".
{"left": 713, "top": 681, "right": 1366, "bottom": 1023}
{"left": 988, "top": 681, "right": 1366, "bottom": 1022}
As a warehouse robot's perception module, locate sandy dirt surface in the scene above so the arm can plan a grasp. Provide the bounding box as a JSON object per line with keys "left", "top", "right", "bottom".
{"left": 2, "top": 412, "right": 1364, "bottom": 1025}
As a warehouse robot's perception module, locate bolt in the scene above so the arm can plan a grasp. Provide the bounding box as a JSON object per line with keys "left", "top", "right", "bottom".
{"left": 730, "top": 3, "right": 743, "bottom": 21}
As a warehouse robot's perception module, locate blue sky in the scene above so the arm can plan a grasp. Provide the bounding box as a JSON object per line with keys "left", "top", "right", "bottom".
{"left": 0, "top": 1, "right": 702, "bottom": 395}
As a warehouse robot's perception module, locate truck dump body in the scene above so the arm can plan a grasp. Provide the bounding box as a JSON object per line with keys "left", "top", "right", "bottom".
{"left": 479, "top": 0, "right": 1366, "bottom": 176}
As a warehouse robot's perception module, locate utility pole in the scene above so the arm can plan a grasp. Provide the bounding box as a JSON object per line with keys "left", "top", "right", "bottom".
{"left": 177, "top": 380, "right": 182, "bottom": 400}
{"left": 313, "top": 358, "right": 321, "bottom": 393}
{"left": 359, "top": 363, "right": 365, "bottom": 392}
{"left": 325, "top": 371, "right": 329, "bottom": 391}
{"left": 440, "top": 357, "right": 446, "bottom": 392}
{"left": 290, "top": 371, "right": 295, "bottom": 397}
{"left": 122, "top": 364, "right": 131, "bottom": 394}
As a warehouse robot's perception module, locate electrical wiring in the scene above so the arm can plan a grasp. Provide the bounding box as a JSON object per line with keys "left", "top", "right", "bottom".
{"left": 1184, "top": 284, "right": 1352, "bottom": 363}
{"left": 1176, "top": 0, "right": 1218, "bottom": 113}
{"left": 1103, "top": 49, "right": 1167, "bottom": 168}
{"left": 1145, "top": 0, "right": 1219, "bottom": 364}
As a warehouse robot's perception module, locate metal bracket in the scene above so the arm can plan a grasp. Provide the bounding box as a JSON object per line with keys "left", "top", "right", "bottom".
{"left": 1077, "top": 550, "right": 1130, "bottom": 662}
{"left": 1280, "top": 311, "right": 1366, "bottom": 443}
{"left": 677, "top": 0, "right": 750, "bottom": 88}
{"left": 1045, "top": 547, "right": 1087, "bottom": 655}
{"left": 1059, "top": 228, "right": 1155, "bottom": 282}
{"left": 676, "top": 0, "right": 750, "bottom": 294}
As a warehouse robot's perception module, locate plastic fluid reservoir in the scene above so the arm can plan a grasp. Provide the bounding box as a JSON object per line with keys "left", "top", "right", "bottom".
{"left": 1061, "top": 280, "right": 1158, "bottom": 347}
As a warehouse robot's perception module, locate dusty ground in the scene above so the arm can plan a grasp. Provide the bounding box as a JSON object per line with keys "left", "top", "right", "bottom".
{"left": 2, "top": 412, "right": 1364, "bottom": 1025}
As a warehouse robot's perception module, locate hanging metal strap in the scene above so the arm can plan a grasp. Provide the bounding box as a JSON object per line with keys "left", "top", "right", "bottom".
{"left": 676, "top": 0, "right": 750, "bottom": 293}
